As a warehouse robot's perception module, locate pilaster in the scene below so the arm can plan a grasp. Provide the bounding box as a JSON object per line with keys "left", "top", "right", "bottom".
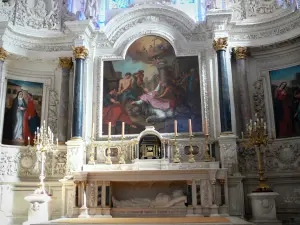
{"left": 233, "top": 47, "right": 251, "bottom": 132}
{"left": 58, "top": 57, "right": 73, "bottom": 143}
{"left": 218, "top": 135, "right": 238, "bottom": 176}
{"left": 66, "top": 139, "right": 86, "bottom": 176}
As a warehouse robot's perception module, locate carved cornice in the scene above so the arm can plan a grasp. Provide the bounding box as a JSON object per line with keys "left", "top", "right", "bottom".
{"left": 59, "top": 57, "right": 73, "bottom": 69}
{"left": 234, "top": 47, "right": 247, "bottom": 60}
{"left": 0, "top": 48, "right": 9, "bottom": 61}
{"left": 213, "top": 37, "right": 228, "bottom": 51}
{"left": 72, "top": 46, "right": 88, "bottom": 59}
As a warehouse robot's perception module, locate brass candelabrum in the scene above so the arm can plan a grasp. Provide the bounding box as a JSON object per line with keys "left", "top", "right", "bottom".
{"left": 173, "top": 135, "right": 181, "bottom": 163}
{"left": 188, "top": 135, "right": 195, "bottom": 163}
{"left": 241, "top": 116, "right": 272, "bottom": 192}
{"left": 33, "top": 120, "right": 58, "bottom": 194}
{"left": 204, "top": 134, "right": 211, "bottom": 162}
{"left": 119, "top": 136, "right": 125, "bottom": 164}
{"left": 105, "top": 136, "right": 112, "bottom": 165}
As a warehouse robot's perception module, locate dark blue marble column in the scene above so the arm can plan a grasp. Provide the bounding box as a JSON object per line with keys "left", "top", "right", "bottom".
{"left": 213, "top": 38, "right": 232, "bottom": 132}
{"left": 72, "top": 47, "right": 88, "bottom": 139}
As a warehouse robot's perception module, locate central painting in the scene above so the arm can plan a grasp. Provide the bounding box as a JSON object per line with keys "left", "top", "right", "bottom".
{"left": 102, "top": 36, "right": 202, "bottom": 135}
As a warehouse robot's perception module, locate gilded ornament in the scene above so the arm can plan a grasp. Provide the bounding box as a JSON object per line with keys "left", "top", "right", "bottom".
{"left": 72, "top": 46, "right": 89, "bottom": 59}
{"left": 59, "top": 57, "right": 73, "bottom": 69}
{"left": 213, "top": 38, "right": 228, "bottom": 51}
{"left": 234, "top": 47, "right": 247, "bottom": 60}
{"left": 0, "top": 48, "right": 9, "bottom": 61}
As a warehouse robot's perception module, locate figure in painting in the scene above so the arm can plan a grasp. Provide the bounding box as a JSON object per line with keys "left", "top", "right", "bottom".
{"left": 23, "top": 93, "right": 40, "bottom": 145}
{"left": 274, "top": 82, "right": 293, "bottom": 137}
{"left": 118, "top": 72, "right": 136, "bottom": 106}
{"left": 131, "top": 80, "right": 175, "bottom": 123}
{"left": 12, "top": 91, "right": 27, "bottom": 140}
{"left": 103, "top": 89, "right": 136, "bottom": 129}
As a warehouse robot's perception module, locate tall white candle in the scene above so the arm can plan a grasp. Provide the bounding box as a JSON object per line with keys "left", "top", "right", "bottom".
{"left": 122, "top": 122, "right": 125, "bottom": 137}
{"left": 188, "top": 119, "right": 192, "bottom": 136}
{"left": 174, "top": 120, "right": 177, "bottom": 136}
{"left": 108, "top": 122, "right": 111, "bottom": 138}
{"left": 92, "top": 122, "right": 95, "bottom": 139}
{"left": 205, "top": 120, "right": 208, "bottom": 135}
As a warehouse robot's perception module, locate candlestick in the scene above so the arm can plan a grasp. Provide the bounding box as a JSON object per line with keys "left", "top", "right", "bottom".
{"left": 188, "top": 119, "right": 192, "bottom": 136}
{"left": 122, "top": 122, "right": 125, "bottom": 137}
{"left": 241, "top": 131, "right": 244, "bottom": 140}
{"left": 205, "top": 120, "right": 208, "bottom": 135}
{"left": 174, "top": 120, "right": 178, "bottom": 136}
{"left": 92, "top": 122, "right": 95, "bottom": 139}
{"left": 108, "top": 122, "right": 111, "bottom": 138}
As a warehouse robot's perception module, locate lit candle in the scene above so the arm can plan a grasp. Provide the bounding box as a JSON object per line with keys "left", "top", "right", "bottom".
{"left": 188, "top": 119, "right": 192, "bottom": 136}
{"left": 174, "top": 120, "right": 177, "bottom": 136}
{"left": 122, "top": 122, "right": 125, "bottom": 137}
{"left": 83, "top": 191, "right": 87, "bottom": 207}
{"left": 56, "top": 138, "right": 58, "bottom": 148}
{"left": 108, "top": 122, "right": 111, "bottom": 138}
{"left": 28, "top": 136, "right": 30, "bottom": 145}
{"left": 92, "top": 122, "right": 95, "bottom": 139}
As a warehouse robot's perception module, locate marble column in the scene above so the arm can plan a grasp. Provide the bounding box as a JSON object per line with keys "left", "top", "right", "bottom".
{"left": 58, "top": 57, "right": 73, "bottom": 143}
{"left": 233, "top": 47, "right": 251, "bottom": 131}
{"left": 0, "top": 48, "right": 9, "bottom": 95}
{"left": 213, "top": 38, "right": 232, "bottom": 133}
{"left": 72, "top": 47, "right": 88, "bottom": 139}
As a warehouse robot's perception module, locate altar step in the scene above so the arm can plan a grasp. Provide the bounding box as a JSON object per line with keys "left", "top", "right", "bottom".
{"left": 35, "top": 217, "right": 253, "bottom": 225}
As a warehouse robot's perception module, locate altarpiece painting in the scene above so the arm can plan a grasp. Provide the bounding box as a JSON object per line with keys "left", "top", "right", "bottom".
{"left": 102, "top": 35, "right": 202, "bottom": 135}
{"left": 2, "top": 79, "right": 43, "bottom": 146}
{"left": 270, "top": 65, "right": 300, "bottom": 138}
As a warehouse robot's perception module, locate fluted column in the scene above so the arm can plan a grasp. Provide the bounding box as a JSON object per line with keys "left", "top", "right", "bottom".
{"left": 233, "top": 47, "right": 251, "bottom": 130}
{"left": 58, "top": 57, "right": 73, "bottom": 143}
{"left": 0, "top": 48, "right": 9, "bottom": 95}
{"left": 213, "top": 38, "right": 232, "bottom": 133}
{"left": 72, "top": 47, "right": 88, "bottom": 139}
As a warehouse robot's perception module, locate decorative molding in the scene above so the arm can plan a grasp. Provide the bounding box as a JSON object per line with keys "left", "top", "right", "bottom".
{"left": 213, "top": 37, "right": 228, "bottom": 51}
{"left": 59, "top": 57, "right": 73, "bottom": 69}
{"left": 233, "top": 47, "right": 247, "bottom": 60}
{"left": 73, "top": 46, "right": 89, "bottom": 59}
{"left": 48, "top": 89, "right": 59, "bottom": 138}
{"left": 252, "top": 79, "right": 266, "bottom": 119}
{"left": 0, "top": 48, "right": 9, "bottom": 61}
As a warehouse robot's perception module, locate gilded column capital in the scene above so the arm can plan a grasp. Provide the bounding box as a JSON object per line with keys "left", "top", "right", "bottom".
{"left": 213, "top": 37, "right": 228, "bottom": 51}
{"left": 0, "top": 48, "right": 9, "bottom": 61}
{"left": 234, "top": 47, "right": 247, "bottom": 60}
{"left": 59, "top": 57, "right": 73, "bottom": 69}
{"left": 72, "top": 46, "right": 88, "bottom": 59}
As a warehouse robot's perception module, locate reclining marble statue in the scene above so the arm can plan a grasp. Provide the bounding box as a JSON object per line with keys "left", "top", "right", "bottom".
{"left": 112, "top": 190, "right": 187, "bottom": 208}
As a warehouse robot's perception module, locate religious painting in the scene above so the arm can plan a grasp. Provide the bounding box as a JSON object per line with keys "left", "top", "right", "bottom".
{"left": 102, "top": 35, "right": 202, "bottom": 135}
{"left": 2, "top": 79, "right": 43, "bottom": 146}
{"left": 270, "top": 65, "right": 300, "bottom": 138}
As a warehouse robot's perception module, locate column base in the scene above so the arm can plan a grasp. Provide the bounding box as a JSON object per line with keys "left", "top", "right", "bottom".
{"left": 210, "top": 204, "right": 220, "bottom": 217}
{"left": 248, "top": 192, "right": 282, "bottom": 225}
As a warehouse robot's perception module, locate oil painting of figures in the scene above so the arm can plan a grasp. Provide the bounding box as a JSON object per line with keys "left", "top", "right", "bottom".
{"left": 270, "top": 65, "right": 300, "bottom": 138}
{"left": 2, "top": 79, "right": 43, "bottom": 146}
{"left": 102, "top": 35, "right": 202, "bottom": 135}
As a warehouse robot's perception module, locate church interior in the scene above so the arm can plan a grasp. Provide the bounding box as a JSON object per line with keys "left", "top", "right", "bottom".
{"left": 0, "top": 0, "right": 300, "bottom": 225}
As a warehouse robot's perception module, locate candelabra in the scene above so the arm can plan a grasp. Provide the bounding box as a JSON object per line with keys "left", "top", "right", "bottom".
{"left": 241, "top": 115, "right": 272, "bottom": 192}
{"left": 204, "top": 134, "right": 211, "bottom": 162}
{"left": 105, "top": 136, "right": 112, "bottom": 164}
{"left": 33, "top": 120, "right": 58, "bottom": 194}
{"left": 173, "top": 135, "right": 181, "bottom": 163}
{"left": 119, "top": 136, "right": 125, "bottom": 164}
{"left": 188, "top": 134, "right": 195, "bottom": 163}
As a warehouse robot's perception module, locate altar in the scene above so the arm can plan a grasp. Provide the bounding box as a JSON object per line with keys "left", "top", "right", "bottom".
{"left": 60, "top": 126, "right": 229, "bottom": 219}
